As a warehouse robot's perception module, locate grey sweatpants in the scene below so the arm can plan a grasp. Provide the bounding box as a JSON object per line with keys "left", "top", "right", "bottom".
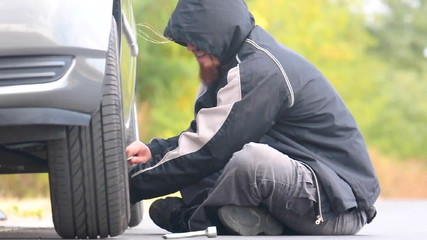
{"left": 187, "top": 142, "right": 367, "bottom": 235}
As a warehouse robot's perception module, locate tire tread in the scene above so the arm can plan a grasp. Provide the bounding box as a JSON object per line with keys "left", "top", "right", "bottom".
{"left": 48, "top": 18, "right": 129, "bottom": 239}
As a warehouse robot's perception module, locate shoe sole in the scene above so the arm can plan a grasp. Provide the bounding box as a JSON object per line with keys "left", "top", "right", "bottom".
{"left": 218, "top": 205, "right": 283, "bottom": 236}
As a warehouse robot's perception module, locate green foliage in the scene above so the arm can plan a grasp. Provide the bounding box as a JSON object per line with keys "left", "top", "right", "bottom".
{"left": 363, "top": 0, "right": 427, "bottom": 158}
{"left": 367, "top": 0, "right": 427, "bottom": 71}
{"left": 131, "top": 0, "right": 427, "bottom": 161}
{"left": 132, "top": 0, "right": 198, "bottom": 139}
{"left": 363, "top": 66, "right": 427, "bottom": 158}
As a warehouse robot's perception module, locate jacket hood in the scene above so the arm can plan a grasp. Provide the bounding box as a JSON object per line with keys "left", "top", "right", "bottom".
{"left": 164, "top": 0, "right": 255, "bottom": 63}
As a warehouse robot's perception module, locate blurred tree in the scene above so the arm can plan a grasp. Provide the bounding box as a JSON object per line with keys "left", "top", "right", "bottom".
{"left": 132, "top": 0, "right": 198, "bottom": 140}
{"left": 363, "top": 0, "right": 427, "bottom": 158}
{"left": 367, "top": 0, "right": 427, "bottom": 71}
{"left": 366, "top": 68, "right": 427, "bottom": 158}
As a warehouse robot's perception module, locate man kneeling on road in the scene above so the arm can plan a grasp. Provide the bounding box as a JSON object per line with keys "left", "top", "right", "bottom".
{"left": 126, "top": 0, "right": 379, "bottom": 235}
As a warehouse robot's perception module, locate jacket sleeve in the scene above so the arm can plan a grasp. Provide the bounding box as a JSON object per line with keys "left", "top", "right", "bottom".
{"left": 146, "top": 119, "right": 199, "bottom": 160}
{"left": 147, "top": 136, "right": 179, "bottom": 159}
{"left": 130, "top": 60, "right": 290, "bottom": 199}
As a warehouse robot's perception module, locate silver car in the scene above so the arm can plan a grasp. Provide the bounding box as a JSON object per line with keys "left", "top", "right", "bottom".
{"left": 0, "top": 0, "right": 142, "bottom": 238}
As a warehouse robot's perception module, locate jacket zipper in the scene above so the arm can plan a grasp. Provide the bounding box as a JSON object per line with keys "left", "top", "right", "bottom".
{"left": 299, "top": 162, "right": 324, "bottom": 225}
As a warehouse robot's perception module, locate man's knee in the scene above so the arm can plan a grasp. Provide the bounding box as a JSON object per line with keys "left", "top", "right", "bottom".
{"left": 228, "top": 143, "right": 260, "bottom": 168}
{"left": 225, "top": 142, "right": 293, "bottom": 177}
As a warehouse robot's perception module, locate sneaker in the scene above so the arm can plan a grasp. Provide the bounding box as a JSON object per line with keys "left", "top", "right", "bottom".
{"left": 218, "top": 205, "right": 283, "bottom": 235}
{"left": 149, "top": 197, "right": 189, "bottom": 233}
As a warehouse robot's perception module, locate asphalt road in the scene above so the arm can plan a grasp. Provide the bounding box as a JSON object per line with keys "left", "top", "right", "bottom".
{"left": 0, "top": 199, "right": 426, "bottom": 240}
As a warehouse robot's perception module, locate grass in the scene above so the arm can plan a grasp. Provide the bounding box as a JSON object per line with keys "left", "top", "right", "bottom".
{"left": 370, "top": 149, "right": 427, "bottom": 198}
{"left": 0, "top": 196, "right": 179, "bottom": 224}
{"left": 0, "top": 198, "right": 52, "bottom": 223}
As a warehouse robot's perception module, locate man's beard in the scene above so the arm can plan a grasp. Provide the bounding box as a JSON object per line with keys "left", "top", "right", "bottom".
{"left": 199, "top": 55, "right": 220, "bottom": 85}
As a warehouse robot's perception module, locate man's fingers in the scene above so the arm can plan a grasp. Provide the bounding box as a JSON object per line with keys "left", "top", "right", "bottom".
{"left": 129, "top": 156, "right": 149, "bottom": 164}
{"left": 125, "top": 144, "right": 134, "bottom": 157}
{"left": 125, "top": 141, "right": 151, "bottom": 164}
{"left": 126, "top": 141, "right": 142, "bottom": 157}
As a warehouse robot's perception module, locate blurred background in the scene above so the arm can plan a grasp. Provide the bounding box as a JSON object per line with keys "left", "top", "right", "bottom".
{"left": 1, "top": 0, "right": 426, "bottom": 220}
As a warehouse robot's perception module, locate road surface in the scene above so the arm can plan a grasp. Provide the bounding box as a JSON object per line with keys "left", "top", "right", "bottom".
{"left": 0, "top": 199, "right": 425, "bottom": 239}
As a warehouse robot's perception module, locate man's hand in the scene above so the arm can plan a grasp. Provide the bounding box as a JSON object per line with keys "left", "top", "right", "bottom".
{"left": 126, "top": 141, "right": 152, "bottom": 164}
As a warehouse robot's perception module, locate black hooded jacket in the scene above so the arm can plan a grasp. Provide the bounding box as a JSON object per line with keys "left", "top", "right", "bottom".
{"left": 130, "top": 0, "right": 380, "bottom": 221}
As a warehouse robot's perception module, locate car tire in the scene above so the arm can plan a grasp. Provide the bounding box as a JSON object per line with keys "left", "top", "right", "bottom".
{"left": 47, "top": 18, "right": 129, "bottom": 239}
{"left": 126, "top": 104, "right": 144, "bottom": 228}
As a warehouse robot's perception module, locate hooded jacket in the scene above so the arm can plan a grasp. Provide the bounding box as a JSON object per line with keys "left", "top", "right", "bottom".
{"left": 130, "top": 0, "right": 380, "bottom": 222}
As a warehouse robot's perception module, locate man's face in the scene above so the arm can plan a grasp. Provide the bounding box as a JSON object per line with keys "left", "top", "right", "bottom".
{"left": 187, "top": 43, "right": 220, "bottom": 85}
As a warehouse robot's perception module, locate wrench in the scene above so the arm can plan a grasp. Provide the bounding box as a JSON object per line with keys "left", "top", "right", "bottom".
{"left": 162, "top": 226, "right": 217, "bottom": 239}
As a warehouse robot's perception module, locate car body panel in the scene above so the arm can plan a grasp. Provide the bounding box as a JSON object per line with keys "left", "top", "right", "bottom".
{"left": 0, "top": 0, "right": 140, "bottom": 161}
{"left": 120, "top": 0, "right": 138, "bottom": 129}
{"left": 0, "top": 0, "right": 115, "bottom": 124}
{"left": 0, "top": 0, "right": 112, "bottom": 56}
{"left": 0, "top": 56, "right": 104, "bottom": 117}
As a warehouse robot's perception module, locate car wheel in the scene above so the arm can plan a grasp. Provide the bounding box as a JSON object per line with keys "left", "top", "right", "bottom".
{"left": 47, "top": 18, "right": 129, "bottom": 239}
{"left": 126, "top": 103, "right": 144, "bottom": 228}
